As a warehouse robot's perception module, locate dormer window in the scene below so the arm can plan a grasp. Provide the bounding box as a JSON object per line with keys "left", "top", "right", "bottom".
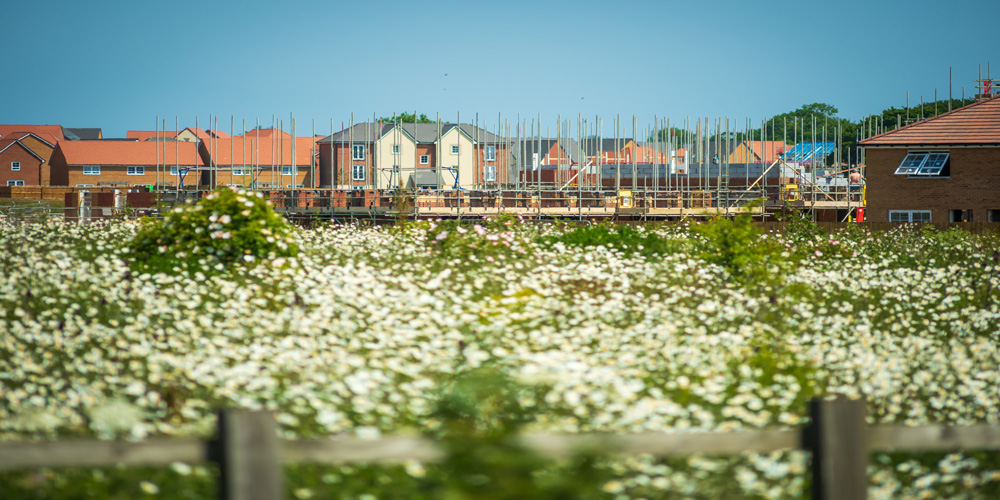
{"left": 894, "top": 151, "right": 949, "bottom": 176}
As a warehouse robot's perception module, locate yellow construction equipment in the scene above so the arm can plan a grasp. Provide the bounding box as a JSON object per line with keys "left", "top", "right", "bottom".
{"left": 618, "top": 190, "right": 633, "bottom": 209}
{"left": 781, "top": 184, "right": 800, "bottom": 202}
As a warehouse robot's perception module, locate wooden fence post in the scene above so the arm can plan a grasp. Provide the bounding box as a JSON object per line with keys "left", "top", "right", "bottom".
{"left": 805, "top": 397, "right": 868, "bottom": 500}
{"left": 211, "top": 410, "right": 284, "bottom": 500}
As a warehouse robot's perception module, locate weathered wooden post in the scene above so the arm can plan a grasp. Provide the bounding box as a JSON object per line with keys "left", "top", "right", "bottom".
{"left": 211, "top": 410, "right": 284, "bottom": 500}
{"left": 805, "top": 397, "right": 868, "bottom": 500}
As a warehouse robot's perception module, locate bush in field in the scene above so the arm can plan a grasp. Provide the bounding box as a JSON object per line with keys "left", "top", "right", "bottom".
{"left": 693, "top": 213, "right": 783, "bottom": 286}
{"left": 128, "top": 187, "right": 297, "bottom": 274}
{"left": 538, "top": 223, "right": 683, "bottom": 258}
{"left": 427, "top": 369, "right": 609, "bottom": 500}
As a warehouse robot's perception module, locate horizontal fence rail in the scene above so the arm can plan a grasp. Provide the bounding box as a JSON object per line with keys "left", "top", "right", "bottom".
{"left": 2, "top": 399, "right": 999, "bottom": 500}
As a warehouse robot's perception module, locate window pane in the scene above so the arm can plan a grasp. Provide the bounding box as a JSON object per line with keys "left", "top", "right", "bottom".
{"left": 917, "top": 152, "right": 948, "bottom": 175}
{"left": 895, "top": 153, "right": 926, "bottom": 175}
{"left": 889, "top": 211, "right": 908, "bottom": 222}
{"left": 913, "top": 211, "right": 932, "bottom": 223}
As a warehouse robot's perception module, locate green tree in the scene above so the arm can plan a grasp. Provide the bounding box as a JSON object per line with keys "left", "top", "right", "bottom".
{"left": 379, "top": 112, "right": 434, "bottom": 123}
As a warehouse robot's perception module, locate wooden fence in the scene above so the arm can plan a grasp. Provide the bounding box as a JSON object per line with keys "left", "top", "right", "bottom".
{"left": 1, "top": 398, "right": 998, "bottom": 500}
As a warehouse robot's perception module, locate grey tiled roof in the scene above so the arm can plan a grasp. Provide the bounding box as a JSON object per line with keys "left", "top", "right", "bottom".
{"left": 64, "top": 128, "right": 103, "bottom": 140}
{"left": 318, "top": 122, "right": 501, "bottom": 144}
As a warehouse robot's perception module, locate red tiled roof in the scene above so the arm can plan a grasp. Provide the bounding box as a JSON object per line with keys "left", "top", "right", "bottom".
{"left": 202, "top": 136, "right": 318, "bottom": 166}
{"left": 180, "top": 127, "right": 213, "bottom": 140}
{"left": 0, "top": 125, "right": 64, "bottom": 142}
{"left": 58, "top": 140, "right": 203, "bottom": 166}
{"left": 860, "top": 97, "right": 1000, "bottom": 146}
{"left": 241, "top": 128, "right": 292, "bottom": 140}
{"left": 744, "top": 141, "right": 788, "bottom": 161}
{"left": 127, "top": 130, "right": 175, "bottom": 141}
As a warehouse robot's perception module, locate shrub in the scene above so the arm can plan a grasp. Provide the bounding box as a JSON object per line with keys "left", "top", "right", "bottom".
{"left": 538, "top": 223, "right": 682, "bottom": 259}
{"left": 693, "top": 213, "right": 783, "bottom": 286}
{"left": 426, "top": 369, "right": 609, "bottom": 500}
{"left": 128, "top": 187, "right": 298, "bottom": 274}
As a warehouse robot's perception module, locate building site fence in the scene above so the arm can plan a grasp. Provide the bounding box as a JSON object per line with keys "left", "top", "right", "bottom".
{"left": 1, "top": 398, "right": 998, "bottom": 500}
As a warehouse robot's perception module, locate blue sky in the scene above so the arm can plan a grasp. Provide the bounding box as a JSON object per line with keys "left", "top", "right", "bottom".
{"left": 3, "top": 0, "right": 995, "bottom": 138}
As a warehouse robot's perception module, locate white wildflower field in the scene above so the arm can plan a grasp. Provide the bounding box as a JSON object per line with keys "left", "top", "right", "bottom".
{"left": 1, "top": 203, "right": 999, "bottom": 499}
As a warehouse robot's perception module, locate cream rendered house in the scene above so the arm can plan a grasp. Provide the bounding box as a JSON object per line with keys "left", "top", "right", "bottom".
{"left": 437, "top": 125, "right": 477, "bottom": 189}
{"left": 375, "top": 125, "right": 418, "bottom": 189}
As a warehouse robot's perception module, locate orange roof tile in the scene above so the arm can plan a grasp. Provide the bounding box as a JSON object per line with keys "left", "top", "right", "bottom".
{"left": 202, "top": 136, "right": 318, "bottom": 166}
{"left": 241, "top": 128, "right": 292, "bottom": 140}
{"left": 0, "top": 125, "right": 64, "bottom": 142}
{"left": 127, "top": 130, "right": 175, "bottom": 141}
{"left": 860, "top": 97, "right": 1000, "bottom": 146}
{"left": 58, "top": 140, "right": 203, "bottom": 166}
{"left": 744, "top": 141, "right": 788, "bottom": 161}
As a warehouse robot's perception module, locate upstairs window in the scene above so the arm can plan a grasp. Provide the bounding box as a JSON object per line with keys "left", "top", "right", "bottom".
{"left": 894, "top": 151, "right": 949, "bottom": 176}
{"left": 11, "top": 161, "right": 20, "bottom": 171}
{"left": 83, "top": 166, "right": 101, "bottom": 175}
{"left": 352, "top": 164, "right": 365, "bottom": 181}
{"left": 451, "top": 145, "right": 459, "bottom": 155}
{"left": 392, "top": 144, "right": 401, "bottom": 155}
{"left": 352, "top": 144, "right": 365, "bottom": 160}
{"left": 486, "top": 145, "right": 496, "bottom": 161}
{"left": 281, "top": 166, "right": 293, "bottom": 176}
{"left": 127, "top": 166, "right": 145, "bottom": 176}
{"left": 419, "top": 155, "right": 429, "bottom": 165}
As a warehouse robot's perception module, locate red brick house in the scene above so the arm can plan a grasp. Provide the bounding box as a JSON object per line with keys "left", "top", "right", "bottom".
{"left": 199, "top": 134, "right": 319, "bottom": 188}
{"left": 50, "top": 140, "right": 204, "bottom": 188}
{"left": 0, "top": 126, "right": 64, "bottom": 186}
{"left": 859, "top": 96, "right": 1000, "bottom": 223}
{"left": 0, "top": 133, "right": 61, "bottom": 187}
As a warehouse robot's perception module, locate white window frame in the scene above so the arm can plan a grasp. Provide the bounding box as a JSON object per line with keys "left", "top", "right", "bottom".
{"left": 232, "top": 168, "right": 245, "bottom": 176}
{"left": 281, "top": 166, "right": 293, "bottom": 176}
{"left": 485, "top": 145, "right": 496, "bottom": 161}
{"left": 170, "top": 166, "right": 179, "bottom": 176}
{"left": 76, "top": 183, "right": 94, "bottom": 187}
{"left": 889, "top": 210, "right": 932, "bottom": 223}
{"left": 11, "top": 161, "right": 20, "bottom": 171}
{"left": 895, "top": 151, "right": 949, "bottom": 176}
{"left": 352, "top": 144, "right": 365, "bottom": 160}
{"left": 127, "top": 166, "right": 144, "bottom": 176}
{"left": 7, "top": 180, "right": 25, "bottom": 186}
{"left": 392, "top": 144, "right": 401, "bottom": 155}
{"left": 352, "top": 164, "right": 365, "bottom": 181}
{"left": 83, "top": 166, "right": 101, "bottom": 175}
{"left": 419, "top": 154, "right": 429, "bottom": 165}
{"left": 451, "top": 145, "right": 459, "bottom": 155}
{"left": 485, "top": 164, "right": 496, "bottom": 182}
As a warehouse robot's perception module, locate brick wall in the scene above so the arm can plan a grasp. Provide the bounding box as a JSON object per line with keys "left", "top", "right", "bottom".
{"left": 63, "top": 165, "right": 180, "bottom": 187}
{"left": 865, "top": 147, "right": 1000, "bottom": 222}
{"left": 0, "top": 145, "right": 44, "bottom": 187}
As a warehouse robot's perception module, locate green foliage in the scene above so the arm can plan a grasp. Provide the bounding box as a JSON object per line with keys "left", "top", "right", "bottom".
{"left": 402, "top": 217, "right": 531, "bottom": 272}
{"left": 379, "top": 112, "right": 434, "bottom": 123}
{"left": 694, "top": 213, "right": 782, "bottom": 286}
{"left": 538, "top": 223, "right": 684, "bottom": 259}
{"left": 128, "top": 187, "right": 298, "bottom": 275}
{"left": 426, "top": 369, "right": 610, "bottom": 500}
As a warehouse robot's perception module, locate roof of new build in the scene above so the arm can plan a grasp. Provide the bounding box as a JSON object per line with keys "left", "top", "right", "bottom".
{"left": 57, "top": 140, "right": 203, "bottom": 166}
{"left": 319, "top": 123, "right": 501, "bottom": 144}
{"left": 63, "top": 128, "right": 103, "bottom": 140}
{"left": 859, "top": 97, "right": 1000, "bottom": 146}
{"left": 0, "top": 125, "right": 65, "bottom": 143}
{"left": 127, "top": 130, "right": 175, "bottom": 141}
{"left": 201, "top": 136, "right": 318, "bottom": 166}
{"left": 742, "top": 141, "right": 789, "bottom": 161}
